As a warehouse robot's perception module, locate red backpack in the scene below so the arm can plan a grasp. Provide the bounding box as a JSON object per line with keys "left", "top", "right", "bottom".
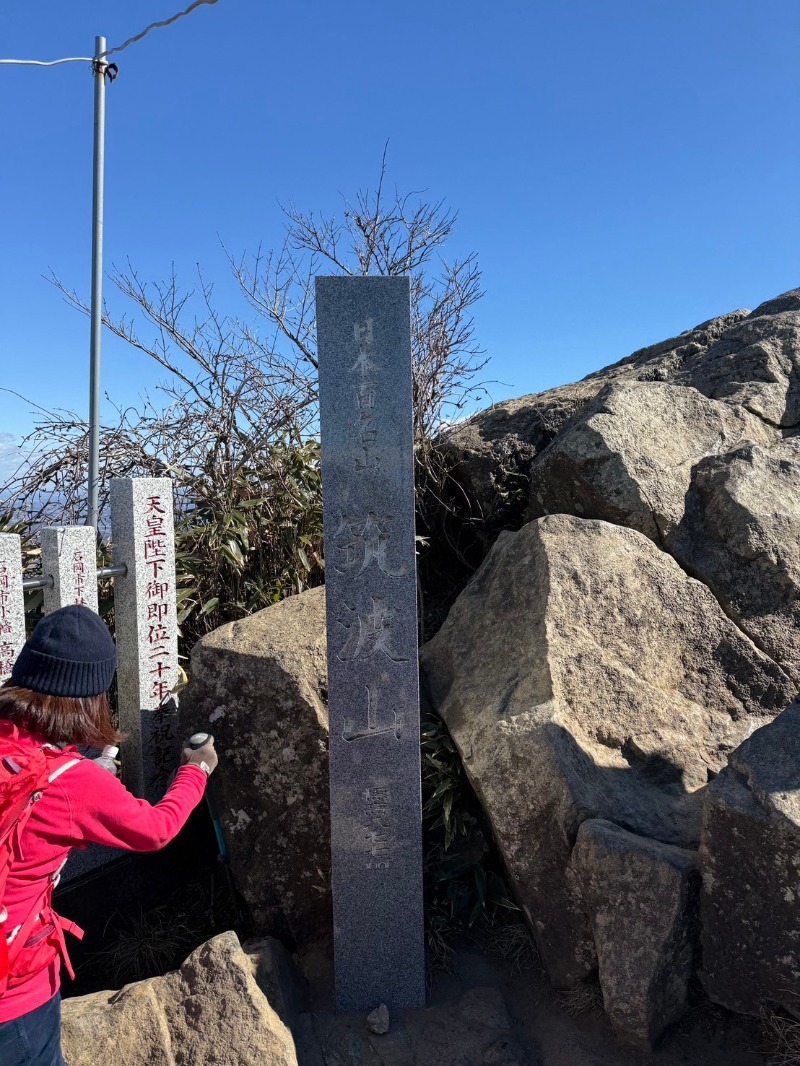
{"left": 0, "top": 733, "right": 84, "bottom": 994}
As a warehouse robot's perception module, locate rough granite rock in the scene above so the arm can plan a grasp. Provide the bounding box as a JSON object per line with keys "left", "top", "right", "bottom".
{"left": 528, "top": 378, "right": 775, "bottom": 541}
{"left": 179, "top": 587, "right": 331, "bottom": 945}
{"left": 483, "top": 1037, "right": 529, "bottom": 1064}
{"left": 459, "top": 986, "right": 513, "bottom": 1030}
{"left": 366, "top": 1003, "right": 390, "bottom": 1035}
{"left": 61, "top": 932, "right": 298, "bottom": 1066}
{"left": 528, "top": 378, "right": 800, "bottom": 684}
{"left": 686, "top": 436, "right": 800, "bottom": 683}
{"left": 570, "top": 819, "right": 698, "bottom": 1049}
{"left": 673, "top": 292, "right": 800, "bottom": 428}
{"left": 699, "top": 702, "right": 800, "bottom": 1018}
{"left": 244, "top": 935, "right": 308, "bottom": 1029}
{"left": 420, "top": 514, "right": 794, "bottom": 988}
{"left": 440, "top": 307, "right": 750, "bottom": 522}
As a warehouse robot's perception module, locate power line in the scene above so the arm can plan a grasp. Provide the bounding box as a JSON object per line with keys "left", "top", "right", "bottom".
{"left": 0, "top": 57, "right": 93, "bottom": 67}
{"left": 0, "top": 0, "right": 222, "bottom": 67}
{"left": 101, "top": 0, "right": 222, "bottom": 58}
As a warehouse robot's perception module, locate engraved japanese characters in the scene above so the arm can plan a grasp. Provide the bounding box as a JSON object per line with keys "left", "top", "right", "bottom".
{"left": 316, "top": 276, "right": 425, "bottom": 1012}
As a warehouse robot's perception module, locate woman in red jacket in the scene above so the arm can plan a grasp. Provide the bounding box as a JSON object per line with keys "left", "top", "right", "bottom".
{"left": 0, "top": 605, "right": 217, "bottom": 1066}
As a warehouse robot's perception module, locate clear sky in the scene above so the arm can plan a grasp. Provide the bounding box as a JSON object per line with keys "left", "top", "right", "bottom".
{"left": 1, "top": 0, "right": 799, "bottom": 476}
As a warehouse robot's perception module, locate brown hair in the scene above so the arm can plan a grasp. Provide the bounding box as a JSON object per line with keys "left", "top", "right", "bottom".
{"left": 0, "top": 685, "right": 122, "bottom": 748}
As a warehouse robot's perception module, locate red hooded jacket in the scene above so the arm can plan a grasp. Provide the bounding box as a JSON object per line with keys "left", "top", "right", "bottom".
{"left": 0, "top": 725, "right": 206, "bottom": 1022}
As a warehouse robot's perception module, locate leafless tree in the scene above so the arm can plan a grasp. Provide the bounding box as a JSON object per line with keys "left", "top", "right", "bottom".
{"left": 2, "top": 161, "right": 486, "bottom": 547}
{"left": 232, "top": 156, "right": 487, "bottom": 440}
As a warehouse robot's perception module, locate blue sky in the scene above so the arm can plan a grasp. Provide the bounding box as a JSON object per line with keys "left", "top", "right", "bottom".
{"left": 1, "top": 0, "right": 799, "bottom": 477}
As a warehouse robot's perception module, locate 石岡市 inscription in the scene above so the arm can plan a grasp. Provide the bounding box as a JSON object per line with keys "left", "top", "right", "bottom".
{"left": 316, "top": 276, "right": 425, "bottom": 1012}
{"left": 40, "top": 526, "right": 99, "bottom": 614}
{"left": 0, "top": 535, "right": 26, "bottom": 684}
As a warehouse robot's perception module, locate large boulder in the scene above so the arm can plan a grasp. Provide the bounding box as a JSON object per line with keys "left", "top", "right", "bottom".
{"left": 528, "top": 378, "right": 800, "bottom": 684}
{"left": 440, "top": 307, "right": 750, "bottom": 524}
{"left": 443, "top": 292, "right": 800, "bottom": 556}
{"left": 528, "top": 379, "right": 775, "bottom": 542}
{"left": 673, "top": 290, "right": 800, "bottom": 428}
{"left": 419, "top": 514, "right": 794, "bottom": 993}
{"left": 570, "top": 819, "right": 697, "bottom": 1049}
{"left": 179, "top": 588, "right": 331, "bottom": 945}
{"left": 62, "top": 932, "right": 299, "bottom": 1066}
{"left": 686, "top": 436, "right": 800, "bottom": 683}
{"left": 699, "top": 702, "right": 800, "bottom": 1017}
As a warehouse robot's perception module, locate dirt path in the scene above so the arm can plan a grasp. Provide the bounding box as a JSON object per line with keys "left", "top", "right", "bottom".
{"left": 293, "top": 941, "right": 766, "bottom": 1066}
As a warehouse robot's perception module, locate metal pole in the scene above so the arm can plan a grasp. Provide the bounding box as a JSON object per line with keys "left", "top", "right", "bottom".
{"left": 86, "top": 35, "right": 106, "bottom": 529}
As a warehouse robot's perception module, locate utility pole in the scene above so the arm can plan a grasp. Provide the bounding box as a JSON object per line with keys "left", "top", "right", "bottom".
{"left": 86, "top": 35, "right": 107, "bottom": 530}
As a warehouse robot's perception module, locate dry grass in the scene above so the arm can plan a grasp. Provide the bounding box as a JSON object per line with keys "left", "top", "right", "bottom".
{"left": 759, "top": 1009, "right": 800, "bottom": 1066}
{"left": 426, "top": 912, "right": 460, "bottom": 979}
{"left": 469, "top": 918, "right": 542, "bottom": 975}
{"left": 88, "top": 905, "right": 197, "bottom": 984}
{"left": 558, "top": 979, "right": 605, "bottom": 1017}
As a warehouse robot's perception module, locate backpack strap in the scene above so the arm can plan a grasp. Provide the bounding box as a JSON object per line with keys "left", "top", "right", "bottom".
{"left": 0, "top": 755, "right": 84, "bottom": 990}
{"left": 48, "top": 758, "right": 81, "bottom": 784}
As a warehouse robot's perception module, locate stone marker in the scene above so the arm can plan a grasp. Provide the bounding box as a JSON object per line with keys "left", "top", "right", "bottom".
{"left": 0, "top": 534, "right": 26, "bottom": 684}
{"left": 315, "top": 276, "right": 425, "bottom": 1011}
{"left": 111, "top": 478, "right": 179, "bottom": 800}
{"left": 40, "top": 527, "right": 99, "bottom": 614}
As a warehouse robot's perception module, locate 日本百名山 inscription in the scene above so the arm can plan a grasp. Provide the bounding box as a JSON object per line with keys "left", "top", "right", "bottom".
{"left": 316, "top": 276, "right": 425, "bottom": 1012}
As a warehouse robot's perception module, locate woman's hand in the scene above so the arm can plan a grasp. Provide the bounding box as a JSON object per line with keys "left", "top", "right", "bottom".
{"left": 181, "top": 735, "right": 219, "bottom": 775}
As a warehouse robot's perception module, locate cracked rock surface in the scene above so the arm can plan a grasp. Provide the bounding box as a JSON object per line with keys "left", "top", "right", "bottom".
{"left": 425, "top": 288, "right": 800, "bottom": 1042}
{"left": 420, "top": 515, "right": 794, "bottom": 1008}
{"left": 179, "top": 587, "right": 332, "bottom": 945}
{"left": 699, "top": 702, "right": 800, "bottom": 1018}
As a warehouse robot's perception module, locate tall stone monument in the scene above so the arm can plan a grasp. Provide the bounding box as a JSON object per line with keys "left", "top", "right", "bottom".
{"left": 316, "top": 276, "right": 425, "bottom": 1011}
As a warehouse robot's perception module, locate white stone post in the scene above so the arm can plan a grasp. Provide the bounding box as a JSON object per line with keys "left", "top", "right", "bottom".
{"left": 40, "top": 527, "right": 99, "bottom": 614}
{"left": 111, "top": 478, "right": 179, "bottom": 800}
{"left": 0, "top": 534, "right": 26, "bottom": 684}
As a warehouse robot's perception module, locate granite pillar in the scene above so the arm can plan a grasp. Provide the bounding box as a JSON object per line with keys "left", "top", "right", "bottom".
{"left": 316, "top": 276, "right": 425, "bottom": 1011}
{"left": 110, "top": 478, "right": 179, "bottom": 800}
{"left": 40, "top": 526, "right": 99, "bottom": 614}
{"left": 0, "top": 534, "right": 26, "bottom": 684}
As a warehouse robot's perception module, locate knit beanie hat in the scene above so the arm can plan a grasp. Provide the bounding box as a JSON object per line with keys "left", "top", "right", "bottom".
{"left": 11, "top": 605, "right": 116, "bottom": 698}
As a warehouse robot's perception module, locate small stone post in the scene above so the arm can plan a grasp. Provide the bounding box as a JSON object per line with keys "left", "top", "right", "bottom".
{"left": 0, "top": 534, "right": 26, "bottom": 684}
{"left": 316, "top": 276, "right": 425, "bottom": 1012}
{"left": 111, "top": 478, "right": 179, "bottom": 800}
{"left": 40, "top": 527, "right": 99, "bottom": 614}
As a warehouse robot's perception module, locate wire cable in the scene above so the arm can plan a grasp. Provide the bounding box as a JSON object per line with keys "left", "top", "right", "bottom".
{"left": 100, "top": 0, "right": 221, "bottom": 58}
{"left": 0, "top": 0, "right": 221, "bottom": 68}
{"left": 0, "top": 57, "right": 93, "bottom": 66}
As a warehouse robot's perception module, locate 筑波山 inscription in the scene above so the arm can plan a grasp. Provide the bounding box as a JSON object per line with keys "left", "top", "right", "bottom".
{"left": 316, "top": 276, "right": 425, "bottom": 1012}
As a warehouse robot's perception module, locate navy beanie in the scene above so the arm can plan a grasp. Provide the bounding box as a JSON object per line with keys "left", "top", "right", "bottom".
{"left": 11, "top": 605, "right": 116, "bottom": 698}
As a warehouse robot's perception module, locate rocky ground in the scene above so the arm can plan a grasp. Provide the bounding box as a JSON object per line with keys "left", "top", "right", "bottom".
{"left": 62, "top": 930, "right": 769, "bottom": 1066}
{"left": 293, "top": 938, "right": 764, "bottom": 1066}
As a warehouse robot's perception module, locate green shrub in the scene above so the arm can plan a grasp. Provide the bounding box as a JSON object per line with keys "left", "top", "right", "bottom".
{"left": 421, "top": 713, "right": 518, "bottom": 966}
{"left": 174, "top": 434, "right": 323, "bottom": 649}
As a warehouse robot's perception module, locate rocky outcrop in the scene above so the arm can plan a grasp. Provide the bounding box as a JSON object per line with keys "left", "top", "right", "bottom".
{"left": 444, "top": 293, "right": 799, "bottom": 551}
{"left": 699, "top": 702, "right": 800, "bottom": 1018}
{"left": 179, "top": 588, "right": 331, "bottom": 945}
{"left": 528, "top": 378, "right": 800, "bottom": 684}
{"left": 570, "top": 820, "right": 697, "bottom": 1049}
{"left": 419, "top": 514, "right": 794, "bottom": 998}
{"left": 62, "top": 933, "right": 299, "bottom": 1066}
{"left": 426, "top": 289, "right": 800, "bottom": 1039}
{"left": 440, "top": 307, "right": 751, "bottom": 524}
